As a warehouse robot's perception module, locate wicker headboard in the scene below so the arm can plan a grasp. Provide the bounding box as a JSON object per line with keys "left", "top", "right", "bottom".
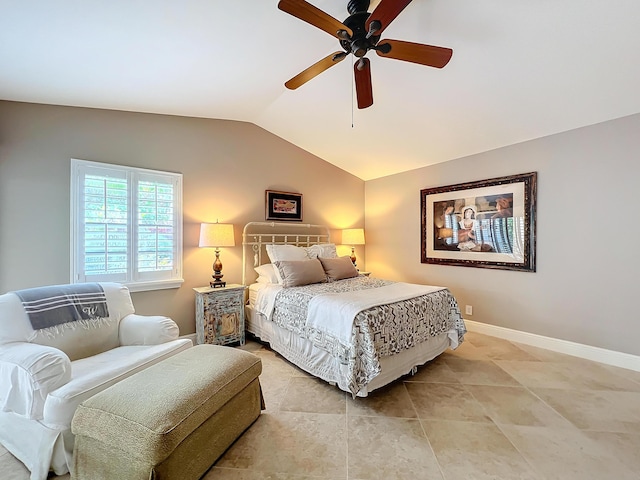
{"left": 242, "top": 221, "right": 331, "bottom": 285}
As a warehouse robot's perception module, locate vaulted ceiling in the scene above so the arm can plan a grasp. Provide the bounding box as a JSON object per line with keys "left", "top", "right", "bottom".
{"left": 2, "top": 1, "right": 639, "bottom": 180}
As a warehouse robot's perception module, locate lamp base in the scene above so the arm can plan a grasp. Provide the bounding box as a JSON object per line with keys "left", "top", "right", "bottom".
{"left": 211, "top": 270, "right": 225, "bottom": 288}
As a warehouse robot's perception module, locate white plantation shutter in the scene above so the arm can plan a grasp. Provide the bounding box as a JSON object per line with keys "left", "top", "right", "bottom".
{"left": 71, "top": 159, "right": 183, "bottom": 291}
{"left": 82, "top": 169, "right": 128, "bottom": 281}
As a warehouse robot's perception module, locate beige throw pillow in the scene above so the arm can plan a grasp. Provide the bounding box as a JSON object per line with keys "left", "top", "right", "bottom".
{"left": 273, "top": 259, "right": 327, "bottom": 288}
{"left": 265, "top": 245, "right": 310, "bottom": 284}
{"left": 318, "top": 256, "right": 358, "bottom": 281}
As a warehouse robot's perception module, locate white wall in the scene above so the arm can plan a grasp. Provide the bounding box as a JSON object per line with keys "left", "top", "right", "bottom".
{"left": 365, "top": 113, "right": 640, "bottom": 356}
{"left": 0, "top": 101, "right": 365, "bottom": 335}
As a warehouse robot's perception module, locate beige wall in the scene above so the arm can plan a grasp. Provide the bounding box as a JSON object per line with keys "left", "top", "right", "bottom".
{"left": 0, "top": 101, "right": 364, "bottom": 335}
{"left": 365, "top": 113, "right": 640, "bottom": 356}
{"left": 3, "top": 99, "right": 638, "bottom": 357}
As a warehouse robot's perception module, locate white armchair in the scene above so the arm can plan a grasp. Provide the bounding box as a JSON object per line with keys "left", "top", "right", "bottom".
{"left": 0, "top": 282, "right": 192, "bottom": 480}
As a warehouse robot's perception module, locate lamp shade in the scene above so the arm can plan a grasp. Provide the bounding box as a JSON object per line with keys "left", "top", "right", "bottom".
{"left": 199, "top": 223, "right": 235, "bottom": 248}
{"left": 342, "top": 228, "right": 365, "bottom": 245}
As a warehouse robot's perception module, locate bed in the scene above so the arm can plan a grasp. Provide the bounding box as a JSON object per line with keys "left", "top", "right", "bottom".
{"left": 242, "top": 221, "right": 466, "bottom": 397}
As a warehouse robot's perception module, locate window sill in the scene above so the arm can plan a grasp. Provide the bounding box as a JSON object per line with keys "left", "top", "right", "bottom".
{"left": 125, "top": 279, "right": 185, "bottom": 293}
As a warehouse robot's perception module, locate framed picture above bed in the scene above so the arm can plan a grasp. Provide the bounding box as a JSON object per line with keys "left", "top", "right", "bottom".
{"left": 265, "top": 190, "right": 303, "bottom": 222}
{"left": 421, "top": 172, "right": 537, "bottom": 272}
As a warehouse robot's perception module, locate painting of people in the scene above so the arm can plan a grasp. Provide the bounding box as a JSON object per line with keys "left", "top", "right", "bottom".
{"left": 421, "top": 172, "right": 536, "bottom": 271}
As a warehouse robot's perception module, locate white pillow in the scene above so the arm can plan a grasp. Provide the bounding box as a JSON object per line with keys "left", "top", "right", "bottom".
{"left": 265, "top": 245, "right": 310, "bottom": 283}
{"left": 265, "top": 244, "right": 309, "bottom": 262}
{"left": 254, "top": 264, "right": 279, "bottom": 284}
{"left": 306, "top": 243, "right": 338, "bottom": 260}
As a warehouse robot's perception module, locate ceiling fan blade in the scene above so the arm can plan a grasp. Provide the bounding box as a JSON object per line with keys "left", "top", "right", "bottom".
{"left": 354, "top": 58, "right": 373, "bottom": 109}
{"left": 376, "top": 39, "right": 453, "bottom": 68}
{"left": 365, "top": 0, "right": 412, "bottom": 37}
{"left": 278, "top": 0, "right": 353, "bottom": 39}
{"left": 285, "top": 52, "right": 347, "bottom": 90}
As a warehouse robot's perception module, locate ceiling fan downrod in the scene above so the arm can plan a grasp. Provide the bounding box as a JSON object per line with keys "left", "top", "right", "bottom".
{"left": 347, "top": 0, "right": 370, "bottom": 15}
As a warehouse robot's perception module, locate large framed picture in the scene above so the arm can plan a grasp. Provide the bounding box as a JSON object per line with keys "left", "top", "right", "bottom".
{"left": 421, "top": 172, "right": 537, "bottom": 271}
{"left": 265, "top": 190, "right": 303, "bottom": 222}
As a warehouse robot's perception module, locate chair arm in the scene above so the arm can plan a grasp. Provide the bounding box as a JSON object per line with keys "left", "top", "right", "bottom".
{"left": 118, "top": 314, "right": 179, "bottom": 346}
{"left": 0, "top": 342, "right": 71, "bottom": 419}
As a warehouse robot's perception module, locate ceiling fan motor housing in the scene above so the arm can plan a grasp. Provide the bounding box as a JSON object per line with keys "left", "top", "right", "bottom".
{"left": 339, "top": 11, "right": 381, "bottom": 57}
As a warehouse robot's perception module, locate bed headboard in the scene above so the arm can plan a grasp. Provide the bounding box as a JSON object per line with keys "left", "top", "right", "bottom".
{"left": 242, "top": 221, "right": 331, "bottom": 285}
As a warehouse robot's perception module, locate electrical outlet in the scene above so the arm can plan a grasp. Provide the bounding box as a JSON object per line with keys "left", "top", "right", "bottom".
{"left": 465, "top": 305, "right": 473, "bottom": 316}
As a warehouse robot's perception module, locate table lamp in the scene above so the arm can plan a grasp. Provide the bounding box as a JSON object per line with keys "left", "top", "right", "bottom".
{"left": 342, "top": 228, "right": 365, "bottom": 268}
{"left": 199, "top": 222, "right": 235, "bottom": 288}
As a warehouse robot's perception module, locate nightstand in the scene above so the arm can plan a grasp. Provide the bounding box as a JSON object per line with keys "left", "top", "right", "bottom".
{"left": 193, "top": 284, "right": 246, "bottom": 346}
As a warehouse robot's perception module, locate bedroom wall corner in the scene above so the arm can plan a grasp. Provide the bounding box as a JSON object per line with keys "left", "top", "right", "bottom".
{"left": 364, "top": 113, "right": 640, "bottom": 357}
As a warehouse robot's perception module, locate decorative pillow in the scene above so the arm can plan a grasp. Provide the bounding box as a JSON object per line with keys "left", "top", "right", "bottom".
{"left": 318, "top": 256, "right": 359, "bottom": 281}
{"left": 273, "top": 259, "right": 327, "bottom": 288}
{"left": 254, "top": 264, "right": 279, "bottom": 284}
{"left": 265, "top": 245, "right": 310, "bottom": 283}
{"left": 265, "top": 244, "right": 309, "bottom": 262}
{"left": 305, "top": 243, "right": 338, "bottom": 260}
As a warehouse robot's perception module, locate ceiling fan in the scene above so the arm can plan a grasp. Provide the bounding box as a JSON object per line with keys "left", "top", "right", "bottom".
{"left": 278, "top": 0, "right": 453, "bottom": 109}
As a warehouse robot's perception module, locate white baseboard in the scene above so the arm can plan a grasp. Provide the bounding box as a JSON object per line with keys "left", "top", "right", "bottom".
{"left": 464, "top": 319, "right": 640, "bottom": 372}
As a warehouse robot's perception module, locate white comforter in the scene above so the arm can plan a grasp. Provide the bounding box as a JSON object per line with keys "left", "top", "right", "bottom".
{"left": 254, "top": 282, "right": 446, "bottom": 343}
{"left": 306, "top": 283, "right": 445, "bottom": 344}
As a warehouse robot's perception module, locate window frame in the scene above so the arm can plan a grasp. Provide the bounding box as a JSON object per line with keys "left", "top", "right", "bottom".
{"left": 70, "top": 158, "right": 184, "bottom": 292}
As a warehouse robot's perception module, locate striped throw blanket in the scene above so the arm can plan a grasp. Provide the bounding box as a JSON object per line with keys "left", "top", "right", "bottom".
{"left": 14, "top": 283, "right": 109, "bottom": 331}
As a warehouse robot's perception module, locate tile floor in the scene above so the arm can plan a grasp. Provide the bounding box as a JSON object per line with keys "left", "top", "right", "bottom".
{"left": 3, "top": 332, "right": 640, "bottom": 479}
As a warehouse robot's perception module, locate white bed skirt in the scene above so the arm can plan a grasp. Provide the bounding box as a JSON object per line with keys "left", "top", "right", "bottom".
{"left": 245, "top": 305, "right": 454, "bottom": 397}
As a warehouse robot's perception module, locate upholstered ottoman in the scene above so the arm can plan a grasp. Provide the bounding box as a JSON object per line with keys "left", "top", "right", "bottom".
{"left": 71, "top": 344, "right": 263, "bottom": 480}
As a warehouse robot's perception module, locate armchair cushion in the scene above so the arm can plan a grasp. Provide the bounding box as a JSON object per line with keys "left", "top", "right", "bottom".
{"left": 42, "top": 340, "right": 192, "bottom": 429}
{"left": 0, "top": 342, "right": 71, "bottom": 419}
{"left": 119, "top": 314, "right": 179, "bottom": 346}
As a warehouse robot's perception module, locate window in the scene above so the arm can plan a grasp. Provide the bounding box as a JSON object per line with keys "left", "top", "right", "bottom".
{"left": 71, "top": 159, "right": 183, "bottom": 291}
